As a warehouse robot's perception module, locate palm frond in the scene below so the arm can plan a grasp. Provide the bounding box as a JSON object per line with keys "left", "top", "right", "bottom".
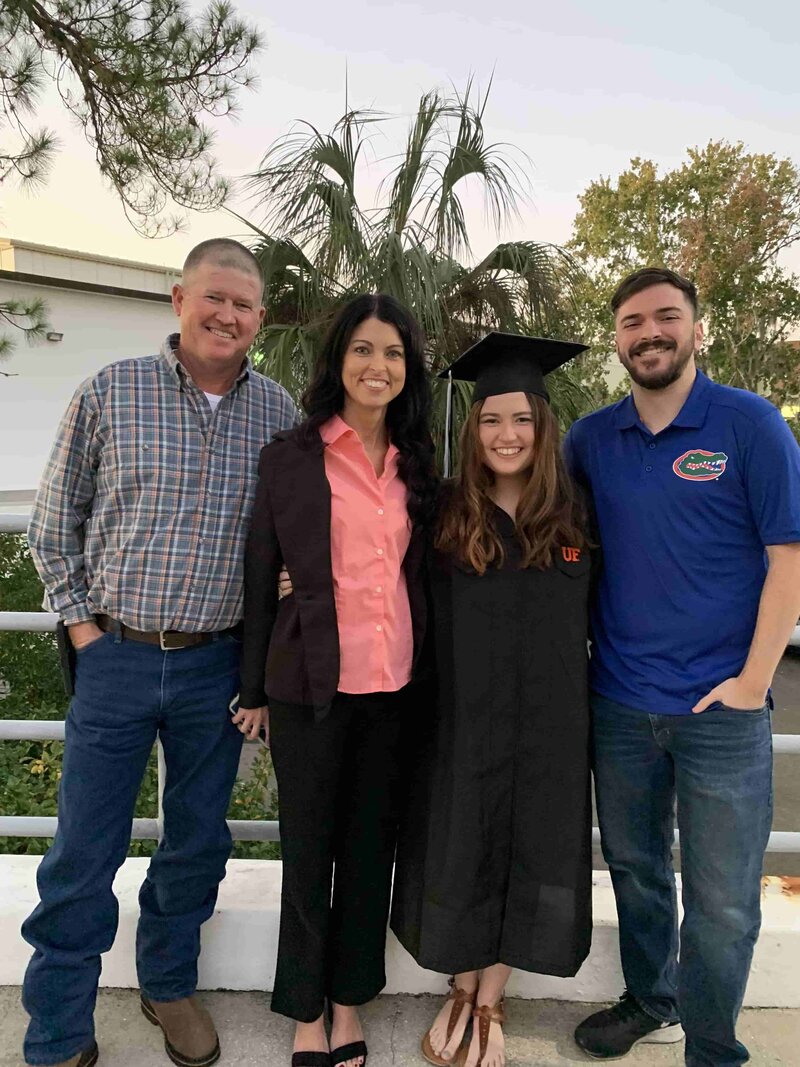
{"left": 456, "top": 241, "right": 583, "bottom": 333}
{"left": 251, "top": 324, "right": 321, "bottom": 404}
{"left": 421, "top": 80, "right": 530, "bottom": 257}
{"left": 246, "top": 110, "right": 376, "bottom": 279}
{"left": 381, "top": 90, "right": 445, "bottom": 237}
{"left": 546, "top": 366, "right": 598, "bottom": 429}
{"left": 241, "top": 83, "right": 593, "bottom": 438}
{"left": 251, "top": 235, "right": 335, "bottom": 324}
{"left": 366, "top": 234, "right": 445, "bottom": 337}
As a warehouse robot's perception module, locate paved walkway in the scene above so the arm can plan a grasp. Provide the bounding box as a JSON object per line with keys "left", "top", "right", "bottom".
{"left": 1, "top": 988, "right": 798, "bottom": 1066}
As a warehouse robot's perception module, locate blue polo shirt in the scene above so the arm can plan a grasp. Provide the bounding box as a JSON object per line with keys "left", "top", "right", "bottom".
{"left": 564, "top": 371, "right": 800, "bottom": 715}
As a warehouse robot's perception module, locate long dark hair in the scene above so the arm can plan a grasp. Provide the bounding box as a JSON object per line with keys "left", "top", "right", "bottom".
{"left": 436, "top": 394, "right": 587, "bottom": 573}
{"left": 301, "top": 293, "right": 439, "bottom": 528}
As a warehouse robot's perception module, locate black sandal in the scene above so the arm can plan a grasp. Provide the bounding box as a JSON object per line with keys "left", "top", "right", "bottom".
{"left": 291, "top": 1054, "right": 332, "bottom": 1067}
{"left": 326, "top": 1001, "right": 367, "bottom": 1067}
{"left": 330, "top": 1040, "right": 367, "bottom": 1067}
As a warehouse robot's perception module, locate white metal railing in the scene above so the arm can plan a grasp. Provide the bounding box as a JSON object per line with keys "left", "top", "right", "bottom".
{"left": 1, "top": 513, "right": 279, "bottom": 844}
{"left": 1, "top": 513, "right": 798, "bottom": 852}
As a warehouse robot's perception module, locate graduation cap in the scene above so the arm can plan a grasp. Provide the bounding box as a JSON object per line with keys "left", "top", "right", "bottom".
{"left": 438, "top": 331, "right": 588, "bottom": 474}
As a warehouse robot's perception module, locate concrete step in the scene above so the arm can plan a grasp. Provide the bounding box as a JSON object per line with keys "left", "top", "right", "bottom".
{"left": 1, "top": 988, "right": 798, "bottom": 1066}
{"left": 2, "top": 857, "right": 800, "bottom": 1006}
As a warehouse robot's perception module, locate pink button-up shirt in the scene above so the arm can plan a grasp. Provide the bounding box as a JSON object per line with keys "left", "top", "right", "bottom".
{"left": 320, "top": 415, "right": 413, "bottom": 694}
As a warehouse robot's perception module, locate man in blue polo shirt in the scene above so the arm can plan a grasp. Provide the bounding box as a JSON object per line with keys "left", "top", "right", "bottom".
{"left": 565, "top": 267, "right": 800, "bottom": 1067}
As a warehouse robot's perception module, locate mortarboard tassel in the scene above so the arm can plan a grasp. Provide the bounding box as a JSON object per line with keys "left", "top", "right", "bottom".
{"left": 443, "top": 369, "right": 453, "bottom": 478}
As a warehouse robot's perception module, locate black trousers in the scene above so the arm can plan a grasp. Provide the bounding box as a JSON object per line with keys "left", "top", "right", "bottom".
{"left": 269, "top": 688, "right": 407, "bottom": 1021}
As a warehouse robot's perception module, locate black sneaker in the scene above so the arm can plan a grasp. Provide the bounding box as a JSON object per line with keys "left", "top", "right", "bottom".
{"left": 574, "top": 993, "right": 684, "bottom": 1059}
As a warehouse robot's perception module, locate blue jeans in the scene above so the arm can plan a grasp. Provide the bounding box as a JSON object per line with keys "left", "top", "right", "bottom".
{"left": 592, "top": 693, "right": 773, "bottom": 1067}
{"left": 21, "top": 630, "right": 243, "bottom": 1065}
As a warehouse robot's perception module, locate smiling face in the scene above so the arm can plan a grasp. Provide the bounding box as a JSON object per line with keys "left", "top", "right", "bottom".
{"left": 171, "top": 260, "right": 265, "bottom": 376}
{"left": 478, "top": 391, "right": 535, "bottom": 479}
{"left": 615, "top": 281, "right": 703, "bottom": 391}
{"left": 340, "top": 316, "right": 406, "bottom": 417}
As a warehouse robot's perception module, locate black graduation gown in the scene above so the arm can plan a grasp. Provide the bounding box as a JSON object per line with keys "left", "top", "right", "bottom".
{"left": 391, "top": 503, "right": 593, "bottom": 976}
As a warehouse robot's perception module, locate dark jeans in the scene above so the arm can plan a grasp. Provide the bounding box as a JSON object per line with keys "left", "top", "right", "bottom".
{"left": 21, "top": 630, "right": 243, "bottom": 1066}
{"left": 269, "top": 688, "right": 407, "bottom": 1022}
{"left": 592, "top": 693, "right": 773, "bottom": 1067}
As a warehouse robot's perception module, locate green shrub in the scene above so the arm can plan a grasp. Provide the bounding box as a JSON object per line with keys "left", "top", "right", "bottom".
{"left": 0, "top": 534, "right": 280, "bottom": 860}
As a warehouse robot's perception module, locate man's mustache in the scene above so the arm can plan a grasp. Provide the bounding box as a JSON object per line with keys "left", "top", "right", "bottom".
{"left": 630, "top": 340, "right": 676, "bottom": 357}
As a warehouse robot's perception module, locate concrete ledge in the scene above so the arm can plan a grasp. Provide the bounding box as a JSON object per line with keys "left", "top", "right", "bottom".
{"left": 2, "top": 856, "right": 799, "bottom": 1006}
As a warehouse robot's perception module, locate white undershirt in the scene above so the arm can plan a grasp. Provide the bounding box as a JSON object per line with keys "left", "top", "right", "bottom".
{"left": 204, "top": 391, "right": 223, "bottom": 412}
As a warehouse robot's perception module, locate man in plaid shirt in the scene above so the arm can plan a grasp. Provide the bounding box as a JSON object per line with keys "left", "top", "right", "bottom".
{"left": 21, "top": 239, "right": 297, "bottom": 1067}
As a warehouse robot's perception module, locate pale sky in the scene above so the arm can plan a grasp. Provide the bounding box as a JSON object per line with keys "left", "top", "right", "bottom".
{"left": 3, "top": 0, "right": 800, "bottom": 272}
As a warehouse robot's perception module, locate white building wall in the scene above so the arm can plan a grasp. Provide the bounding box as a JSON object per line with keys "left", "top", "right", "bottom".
{"left": 0, "top": 277, "right": 177, "bottom": 492}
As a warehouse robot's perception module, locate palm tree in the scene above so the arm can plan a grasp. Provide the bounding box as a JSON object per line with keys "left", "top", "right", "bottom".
{"left": 240, "top": 83, "right": 591, "bottom": 448}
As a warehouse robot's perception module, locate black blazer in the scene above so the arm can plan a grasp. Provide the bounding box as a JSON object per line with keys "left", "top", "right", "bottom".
{"left": 239, "top": 424, "right": 428, "bottom": 716}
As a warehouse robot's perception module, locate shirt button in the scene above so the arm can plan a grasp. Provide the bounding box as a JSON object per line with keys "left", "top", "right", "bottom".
{"left": 649, "top": 443, "right": 656, "bottom": 450}
{"left": 376, "top": 624, "right": 383, "bottom": 632}
{"left": 645, "top": 465, "right": 653, "bottom": 472}
{"left": 377, "top": 508, "right": 384, "bottom": 515}
{"left": 376, "top": 585, "right": 383, "bottom": 593}
{"left": 376, "top": 548, "right": 383, "bottom": 556}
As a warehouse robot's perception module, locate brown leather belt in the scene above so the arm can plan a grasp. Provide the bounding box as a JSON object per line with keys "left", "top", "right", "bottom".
{"left": 96, "top": 614, "right": 239, "bottom": 651}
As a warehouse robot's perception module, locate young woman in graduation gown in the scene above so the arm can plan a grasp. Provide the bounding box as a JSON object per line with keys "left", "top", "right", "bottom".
{"left": 235, "top": 294, "right": 438, "bottom": 1067}
{"left": 390, "top": 334, "right": 593, "bottom": 1067}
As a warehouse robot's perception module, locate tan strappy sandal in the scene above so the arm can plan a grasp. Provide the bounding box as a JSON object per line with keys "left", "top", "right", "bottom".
{"left": 456, "top": 998, "right": 506, "bottom": 1067}
{"left": 421, "top": 978, "right": 477, "bottom": 1066}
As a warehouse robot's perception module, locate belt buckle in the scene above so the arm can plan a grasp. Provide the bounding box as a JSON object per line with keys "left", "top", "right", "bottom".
{"left": 159, "top": 630, "right": 182, "bottom": 651}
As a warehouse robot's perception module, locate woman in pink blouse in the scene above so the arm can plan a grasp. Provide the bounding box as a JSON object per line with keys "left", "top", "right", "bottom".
{"left": 237, "top": 294, "right": 438, "bottom": 1067}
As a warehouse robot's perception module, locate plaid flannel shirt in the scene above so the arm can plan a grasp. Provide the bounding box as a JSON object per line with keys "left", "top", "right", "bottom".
{"left": 28, "top": 335, "right": 298, "bottom": 632}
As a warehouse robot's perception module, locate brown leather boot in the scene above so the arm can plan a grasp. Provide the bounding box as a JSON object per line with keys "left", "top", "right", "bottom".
{"left": 49, "top": 1043, "right": 99, "bottom": 1067}
{"left": 140, "top": 994, "right": 220, "bottom": 1067}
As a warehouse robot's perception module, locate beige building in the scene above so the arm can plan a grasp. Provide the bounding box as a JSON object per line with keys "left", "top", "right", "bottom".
{"left": 0, "top": 239, "right": 180, "bottom": 504}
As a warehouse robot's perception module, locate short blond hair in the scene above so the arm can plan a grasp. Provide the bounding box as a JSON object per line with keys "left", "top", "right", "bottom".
{"left": 182, "top": 239, "right": 263, "bottom": 296}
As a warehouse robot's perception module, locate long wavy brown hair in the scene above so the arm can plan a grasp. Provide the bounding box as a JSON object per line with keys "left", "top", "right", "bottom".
{"left": 435, "top": 393, "right": 587, "bottom": 574}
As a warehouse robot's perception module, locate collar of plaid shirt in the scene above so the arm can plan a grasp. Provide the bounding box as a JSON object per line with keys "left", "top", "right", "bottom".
{"left": 163, "top": 333, "right": 252, "bottom": 390}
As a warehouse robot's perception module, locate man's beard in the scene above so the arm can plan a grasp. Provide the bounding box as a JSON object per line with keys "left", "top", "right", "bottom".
{"left": 620, "top": 338, "right": 695, "bottom": 391}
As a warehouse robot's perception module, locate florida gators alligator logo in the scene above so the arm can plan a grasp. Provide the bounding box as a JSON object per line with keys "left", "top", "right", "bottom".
{"left": 672, "top": 449, "right": 729, "bottom": 481}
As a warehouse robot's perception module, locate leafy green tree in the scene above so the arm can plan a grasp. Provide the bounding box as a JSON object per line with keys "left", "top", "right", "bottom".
{"left": 241, "top": 85, "right": 595, "bottom": 446}
{"left": 570, "top": 142, "right": 800, "bottom": 408}
{"left": 1, "top": 0, "right": 262, "bottom": 236}
{"left": 0, "top": 533, "right": 69, "bottom": 855}
{"left": 1, "top": 0, "right": 261, "bottom": 357}
{"left": 0, "top": 295, "right": 48, "bottom": 371}
{"left": 0, "top": 533, "right": 63, "bottom": 705}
